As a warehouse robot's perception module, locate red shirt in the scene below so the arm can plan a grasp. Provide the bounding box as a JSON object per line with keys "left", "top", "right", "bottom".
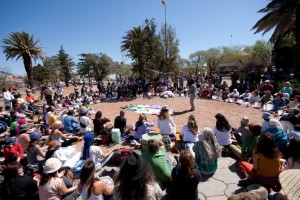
{"left": 4, "top": 142, "right": 24, "bottom": 160}
{"left": 26, "top": 95, "right": 35, "bottom": 102}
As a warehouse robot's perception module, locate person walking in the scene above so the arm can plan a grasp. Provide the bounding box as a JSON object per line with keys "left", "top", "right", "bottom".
{"left": 188, "top": 79, "right": 197, "bottom": 111}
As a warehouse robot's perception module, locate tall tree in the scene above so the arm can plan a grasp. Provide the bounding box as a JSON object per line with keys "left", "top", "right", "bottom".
{"left": 189, "top": 51, "right": 206, "bottom": 77}
{"left": 2, "top": 32, "right": 43, "bottom": 87}
{"left": 204, "top": 48, "right": 225, "bottom": 73}
{"left": 252, "top": 0, "right": 300, "bottom": 78}
{"left": 55, "top": 46, "right": 74, "bottom": 87}
{"left": 32, "top": 64, "right": 51, "bottom": 84}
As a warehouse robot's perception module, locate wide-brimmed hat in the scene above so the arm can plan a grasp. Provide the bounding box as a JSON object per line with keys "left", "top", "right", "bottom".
{"left": 279, "top": 169, "right": 300, "bottom": 200}
{"left": 43, "top": 158, "right": 62, "bottom": 174}
{"left": 30, "top": 132, "right": 42, "bottom": 141}
{"left": 262, "top": 112, "right": 272, "bottom": 120}
{"left": 19, "top": 123, "right": 30, "bottom": 132}
{"left": 5, "top": 137, "right": 17, "bottom": 145}
{"left": 120, "top": 152, "right": 147, "bottom": 181}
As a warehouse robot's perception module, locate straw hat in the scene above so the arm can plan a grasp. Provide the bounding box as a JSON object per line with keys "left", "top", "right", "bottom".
{"left": 43, "top": 158, "right": 62, "bottom": 174}
{"left": 279, "top": 169, "right": 300, "bottom": 200}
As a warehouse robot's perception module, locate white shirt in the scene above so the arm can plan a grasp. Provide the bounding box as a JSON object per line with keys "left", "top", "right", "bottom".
{"left": 3, "top": 91, "right": 14, "bottom": 101}
{"left": 82, "top": 146, "right": 103, "bottom": 171}
{"left": 213, "top": 126, "right": 232, "bottom": 146}
{"left": 157, "top": 117, "right": 176, "bottom": 134}
{"left": 180, "top": 125, "right": 199, "bottom": 143}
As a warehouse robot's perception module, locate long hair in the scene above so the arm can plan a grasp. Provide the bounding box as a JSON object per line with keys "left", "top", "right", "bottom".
{"left": 135, "top": 113, "right": 146, "bottom": 130}
{"left": 116, "top": 161, "right": 155, "bottom": 200}
{"left": 255, "top": 133, "right": 281, "bottom": 159}
{"left": 178, "top": 150, "right": 196, "bottom": 178}
{"left": 215, "top": 113, "right": 231, "bottom": 131}
{"left": 40, "top": 172, "right": 56, "bottom": 186}
{"left": 3, "top": 162, "right": 22, "bottom": 183}
{"left": 158, "top": 108, "right": 169, "bottom": 120}
{"left": 187, "top": 115, "right": 198, "bottom": 135}
{"left": 80, "top": 161, "right": 96, "bottom": 199}
{"left": 201, "top": 128, "right": 221, "bottom": 160}
{"left": 95, "top": 111, "right": 102, "bottom": 119}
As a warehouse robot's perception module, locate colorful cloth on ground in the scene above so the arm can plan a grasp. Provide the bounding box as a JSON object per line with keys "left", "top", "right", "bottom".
{"left": 125, "top": 104, "right": 173, "bottom": 115}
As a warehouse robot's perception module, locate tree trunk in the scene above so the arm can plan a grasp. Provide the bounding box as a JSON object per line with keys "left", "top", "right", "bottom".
{"left": 23, "top": 55, "right": 33, "bottom": 88}
{"left": 295, "top": 6, "right": 300, "bottom": 79}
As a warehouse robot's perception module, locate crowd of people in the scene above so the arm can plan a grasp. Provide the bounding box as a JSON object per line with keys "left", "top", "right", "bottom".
{"left": 0, "top": 73, "right": 299, "bottom": 200}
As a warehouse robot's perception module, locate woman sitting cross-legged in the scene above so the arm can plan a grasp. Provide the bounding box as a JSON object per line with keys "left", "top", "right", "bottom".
{"left": 142, "top": 139, "right": 172, "bottom": 190}
{"left": 193, "top": 128, "right": 222, "bottom": 175}
{"left": 78, "top": 161, "right": 114, "bottom": 200}
{"left": 168, "top": 150, "right": 201, "bottom": 200}
{"left": 130, "top": 113, "right": 154, "bottom": 143}
{"left": 47, "top": 120, "right": 81, "bottom": 147}
{"left": 113, "top": 152, "right": 163, "bottom": 200}
{"left": 180, "top": 115, "right": 199, "bottom": 151}
{"left": 81, "top": 132, "right": 116, "bottom": 171}
{"left": 157, "top": 107, "right": 176, "bottom": 141}
{"left": 238, "top": 133, "right": 285, "bottom": 188}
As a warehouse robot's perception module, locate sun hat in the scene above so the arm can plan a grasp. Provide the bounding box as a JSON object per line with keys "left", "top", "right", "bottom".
{"left": 43, "top": 158, "right": 62, "bottom": 174}
{"left": 120, "top": 152, "right": 147, "bottom": 181}
{"left": 5, "top": 137, "right": 17, "bottom": 145}
{"left": 30, "top": 131, "right": 42, "bottom": 141}
{"left": 279, "top": 169, "right": 300, "bottom": 200}
{"left": 19, "top": 123, "right": 30, "bottom": 132}
{"left": 262, "top": 112, "right": 272, "bottom": 120}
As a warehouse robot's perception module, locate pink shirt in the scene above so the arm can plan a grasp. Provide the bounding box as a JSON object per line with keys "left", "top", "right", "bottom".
{"left": 39, "top": 177, "right": 62, "bottom": 200}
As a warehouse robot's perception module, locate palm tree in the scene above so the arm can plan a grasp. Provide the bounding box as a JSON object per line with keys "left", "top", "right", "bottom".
{"left": 2, "top": 32, "right": 43, "bottom": 87}
{"left": 252, "top": 0, "right": 300, "bottom": 78}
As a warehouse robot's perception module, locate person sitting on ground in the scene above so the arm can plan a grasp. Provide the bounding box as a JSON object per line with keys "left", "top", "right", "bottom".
{"left": 113, "top": 152, "right": 163, "bottom": 200}
{"left": 142, "top": 139, "right": 171, "bottom": 190}
{"left": 93, "top": 111, "right": 110, "bottom": 136}
{"left": 27, "top": 131, "right": 45, "bottom": 165}
{"left": 233, "top": 117, "right": 250, "bottom": 144}
{"left": 283, "top": 95, "right": 299, "bottom": 113}
{"left": 1, "top": 161, "right": 39, "bottom": 200}
{"left": 262, "top": 119, "right": 288, "bottom": 153}
{"left": 47, "top": 106, "right": 57, "bottom": 126}
{"left": 239, "top": 123, "right": 260, "bottom": 161}
{"left": 47, "top": 120, "right": 80, "bottom": 147}
{"left": 130, "top": 113, "right": 154, "bottom": 142}
{"left": 279, "top": 81, "right": 293, "bottom": 96}
{"left": 239, "top": 89, "right": 252, "bottom": 102}
{"left": 261, "top": 80, "right": 274, "bottom": 94}
{"left": 247, "top": 90, "right": 260, "bottom": 107}
{"left": 213, "top": 113, "right": 232, "bottom": 148}
{"left": 280, "top": 109, "right": 300, "bottom": 132}
{"left": 25, "top": 92, "right": 35, "bottom": 103}
{"left": 114, "top": 110, "right": 127, "bottom": 135}
{"left": 18, "top": 103, "right": 34, "bottom": 119}
{"left": 261, "top": 112, "right": 272, "bottom": 132}
{"left": 81, "top": 132, "right": 115, "bottom": 171}
{"left": 288, "top": 124, "right": 300, "bottom": 140}
{"left": 78, "top": 107, "right": 92, "bottom": 135}
{"left": 180, "top": 115, "right": 199, "bottom": 151}
{"left": 193, "top": 128, "right": 222, "bottom": 175}
{"left": 238, "top": 133, "right": 284, "bottom": 188}
{"left": 78, "top": 161, "right": 114, "bottom": 200}
{"left": 228, "top": 89, "right": 240, "bottom": 101}
{"left": 63, "top": 110, "right": 80, "bottom": 134}
{"left": 269, "top": 92, "right": 286, "bottom": 112}
{"left": 284, "top": 138, "right": 300, "bottom": 169}
{"left": 3, "top": 137, "right": 24, "bottom": 164}
{"left": 259, "top": 90, "right": 273, "bottom": 107}
{"left": 28, "top": 100, "right": 42, "bottom": 115}
{"left": 39, "top": 158, "right": 79, "bottom": 200}
{"left": 169, "top": 150, "right": 201, "bottom": 200}
{"left": 157, "top": 107, "right": 176, "bottom": 141}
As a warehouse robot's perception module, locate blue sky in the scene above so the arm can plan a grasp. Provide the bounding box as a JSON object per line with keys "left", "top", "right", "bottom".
{"left": 0, "top": 0, "right": 272, "bottom": 76}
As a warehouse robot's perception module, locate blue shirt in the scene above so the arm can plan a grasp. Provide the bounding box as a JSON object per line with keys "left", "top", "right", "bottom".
{"left": 271, "top": 98, "right": 286, "bottom": 111}
{"left": 263, "top": 128, "right": 288, "bottom": 151}
{"left": 63, "top": 115, "right": 79, "bottom": 132}
{"left": 134, "top": 121, "right": 154, "bottom": 141}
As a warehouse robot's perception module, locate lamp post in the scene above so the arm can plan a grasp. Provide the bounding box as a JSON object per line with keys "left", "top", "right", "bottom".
{"left": 162, "top": 0, "right": 167, "bottom": 59}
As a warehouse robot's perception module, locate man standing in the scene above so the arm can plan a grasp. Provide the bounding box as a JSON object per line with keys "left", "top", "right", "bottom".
{"left": 114, "top": 110, "right": 127, "bottom": 135}
{"left": 188, "top": 79, "right": 197, "bottom": 111}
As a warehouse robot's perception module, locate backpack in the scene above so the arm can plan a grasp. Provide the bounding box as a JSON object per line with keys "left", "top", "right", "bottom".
{"left": 111, "top": 148, "right": 131, "bottom": 166}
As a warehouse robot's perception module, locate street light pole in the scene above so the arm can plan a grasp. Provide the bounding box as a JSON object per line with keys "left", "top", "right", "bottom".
{"left": 162, "top": 0, "right": 167, "bottom": 59}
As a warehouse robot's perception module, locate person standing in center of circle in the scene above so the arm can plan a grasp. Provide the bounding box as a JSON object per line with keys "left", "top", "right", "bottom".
{"left": 188, "top": 79, "right": 197, "bottom": 111}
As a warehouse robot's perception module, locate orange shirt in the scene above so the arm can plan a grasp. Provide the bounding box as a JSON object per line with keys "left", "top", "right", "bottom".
{"left": 255, "top": 153, "right": 280, "bottom": 177}
{"left": 26, "top": 95, "right": 35, "bottom": 102}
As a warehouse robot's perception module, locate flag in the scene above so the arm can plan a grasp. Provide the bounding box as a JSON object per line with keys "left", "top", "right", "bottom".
{"left": 162, "top": 0, "right": 166, "bottom": 5}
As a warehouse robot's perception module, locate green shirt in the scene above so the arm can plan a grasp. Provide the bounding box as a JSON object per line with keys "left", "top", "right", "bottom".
{"left": 10, "top": 121, "right": 17, "bottom": 131}
{"left": 241, "top": 135, "right": 258, "bottom": 159}
{"left": 142, "top": 149, "right": 171, "bottom": 184}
